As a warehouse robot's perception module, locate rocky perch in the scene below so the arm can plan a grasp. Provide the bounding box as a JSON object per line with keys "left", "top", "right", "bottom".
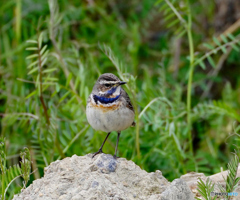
{"left": 13, "top": 154, "right": 194, "bottom": 200}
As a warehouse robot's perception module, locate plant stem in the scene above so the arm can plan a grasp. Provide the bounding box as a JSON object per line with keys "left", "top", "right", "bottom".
{"left": 4, "top": 175, "right": 22, "bottom": 200}
{"left": 165, "top": 0, "right": 186, "bottom": 24}
{"left": 15, "top": 0, "right": 22, "bottom": 44}
{"left": 1, "top": 173, "right": 4, "bottom": 200}
{"left": 186, "top": 0, "right": 194, "bottom": 157}
{"left": 37, "top": 35, "right": 50, "bottom": 125}
{"left": 136, "top": 110, "right": 140, "bottom": 159}
{"left": 0, "top": 151, "right": 5, "bottom": 200}
{"left": 48, "top": 0, "right": 84, "bottom": 111}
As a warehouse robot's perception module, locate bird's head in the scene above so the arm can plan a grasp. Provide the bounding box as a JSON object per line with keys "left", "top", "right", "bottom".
{"left": 93, "top": 73, "right": 126, "bottom": 97}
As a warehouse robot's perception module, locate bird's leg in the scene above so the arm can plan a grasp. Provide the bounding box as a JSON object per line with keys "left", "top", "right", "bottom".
{"left": 92, "top": 132, "right": 111, "bottom": 158}
{"left": 113, "top": 132, "right": 121, "bottom": 159}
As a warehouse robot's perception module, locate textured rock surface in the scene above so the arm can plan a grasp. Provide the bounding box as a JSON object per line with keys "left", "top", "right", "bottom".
{"left": 13, "top": 154, "right": 194, "bottom": 200}
{"left": 181, "top": 168, "right": 240, "bottom": 200}
{"left": 181, "top": 172, "right": 207, "bottom": 199}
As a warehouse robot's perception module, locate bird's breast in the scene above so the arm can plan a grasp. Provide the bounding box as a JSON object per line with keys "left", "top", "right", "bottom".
{"left": 86, "top": 99, "right": 134, "bottom": 132}
{"left": 89, "top": 100, "right": 121, "bottom": 112}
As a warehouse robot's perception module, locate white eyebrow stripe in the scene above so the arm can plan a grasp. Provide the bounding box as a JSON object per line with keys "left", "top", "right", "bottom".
{"left": 99, "top": 80, "right": 118, "bottom": 84}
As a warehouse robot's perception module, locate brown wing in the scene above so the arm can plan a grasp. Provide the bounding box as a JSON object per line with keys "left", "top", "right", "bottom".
{"left": 120, "top": 88, "right": 135, "bottom": 127}
{"left": 120, "top": 88, "right": 134, "bottom": 113}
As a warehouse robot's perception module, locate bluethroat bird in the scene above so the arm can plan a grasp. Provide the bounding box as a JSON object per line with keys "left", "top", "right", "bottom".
{"left": 86, "top": 73, "right": 135, "bottom": 158}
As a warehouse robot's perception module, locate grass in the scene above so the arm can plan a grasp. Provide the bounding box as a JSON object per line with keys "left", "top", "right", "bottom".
{"left": 1, "top": 0, "right": 240, "bottom": 198}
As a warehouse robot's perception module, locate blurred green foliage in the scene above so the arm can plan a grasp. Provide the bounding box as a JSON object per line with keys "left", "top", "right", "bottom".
{"left": 1, "top": 0, "right": 240, "bottom": 198}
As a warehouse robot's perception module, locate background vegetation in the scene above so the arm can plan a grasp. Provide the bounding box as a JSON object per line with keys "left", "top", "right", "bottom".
{"left": 1, "top": 0, "right": 240, "bottom": 198}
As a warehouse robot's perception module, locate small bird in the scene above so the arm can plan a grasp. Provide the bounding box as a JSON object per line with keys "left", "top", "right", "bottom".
{"left": 86, "top": 73, "right": 135, "bottom": 158}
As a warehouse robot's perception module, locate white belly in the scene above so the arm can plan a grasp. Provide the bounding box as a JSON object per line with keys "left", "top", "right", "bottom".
{"left": 86, "top": 103, "right": 134, "bottom": 133}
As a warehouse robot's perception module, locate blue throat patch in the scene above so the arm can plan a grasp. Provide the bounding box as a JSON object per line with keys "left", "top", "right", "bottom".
{"left": 106, "top": 87, "right": 117, "bottom": 95}
{"left": 93, "top": 94, "right": 120, "bottom": 104}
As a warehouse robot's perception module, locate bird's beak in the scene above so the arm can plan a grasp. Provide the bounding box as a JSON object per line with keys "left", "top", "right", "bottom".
{"left": 118, "top": 81, "right": 127, "bottom": 85}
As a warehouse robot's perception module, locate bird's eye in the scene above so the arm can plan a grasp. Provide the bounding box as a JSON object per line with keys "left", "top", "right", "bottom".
{"left": 104, "top": 84, "right": 111, "bottom": 87}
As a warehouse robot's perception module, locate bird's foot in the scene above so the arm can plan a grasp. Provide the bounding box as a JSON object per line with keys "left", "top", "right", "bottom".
{"left": 113, "top": 154, "right": 119, "bottom": 159}
{"left": 92, "top": 149, "right": 103, "bottom": 158}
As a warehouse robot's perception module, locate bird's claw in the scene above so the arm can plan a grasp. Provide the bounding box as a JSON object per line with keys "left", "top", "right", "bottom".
{"left": 92, "top": 149, "right": 103, "bottom": 158}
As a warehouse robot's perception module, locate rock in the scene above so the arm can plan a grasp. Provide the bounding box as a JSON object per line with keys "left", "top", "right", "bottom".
{"left": 181, "top": 172, "right": 207, "bottom": 199}
{"left": 161, "top": 179, "right": 195, "bottom": 200}
{"left": 209, "top": 166, "right": 240, "bottom": 186}
{"left": 13, "top": 154, "right": 194, "bottom": 200}
{"left": 181, "top": 167, "right": 240, "bottom": 200}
